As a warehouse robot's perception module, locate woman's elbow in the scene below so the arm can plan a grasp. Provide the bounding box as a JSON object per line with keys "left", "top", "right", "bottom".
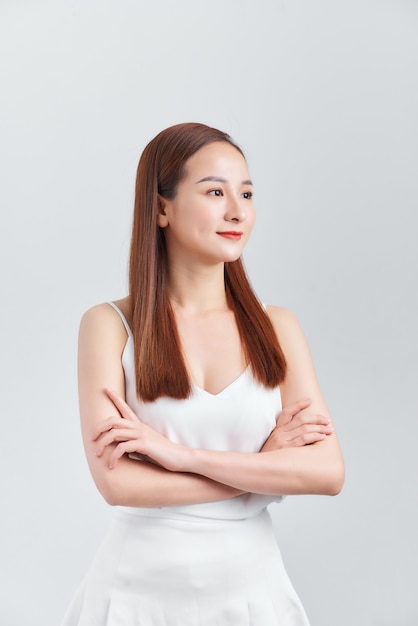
{"left": 100, "top": 483, "right": 121, "bottom": 506}
{"left": 323, "top": 462, "right": 345, "bottom": 496}
{"left": 91, "top": 472, "right": 119, "bottom": 506}
{"left": 88, "top": 461, "right": 127, "bottom": 506}
{"left": 90, "top": 460, "right": 157, "bottom": 507}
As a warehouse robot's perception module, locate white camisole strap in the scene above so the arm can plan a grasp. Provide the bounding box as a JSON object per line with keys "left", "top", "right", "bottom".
{"left": 107, "top": 301, "right": 132, "bottom": 337}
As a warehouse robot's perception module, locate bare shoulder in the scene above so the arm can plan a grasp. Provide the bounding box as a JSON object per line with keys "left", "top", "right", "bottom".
{"left": 264, "top": 304, "right": 313, "bottom": 375}
{"left": 264, "top": 305, "right": 302, "bottom": 340}
{"left": 79, "top": 298, "right": 130, "bottom": 349}
{"left": 265, "top": 304, "right": 297, "bottom": 323}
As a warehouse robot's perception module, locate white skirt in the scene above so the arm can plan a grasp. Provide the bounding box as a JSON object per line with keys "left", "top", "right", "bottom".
{"left": 61, "top": 508, "right": 310, "bottom": 626}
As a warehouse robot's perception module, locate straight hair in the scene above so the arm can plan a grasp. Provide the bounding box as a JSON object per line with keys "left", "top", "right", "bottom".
{"left": 128, "top": 122, "right": 286, "bottom": 401}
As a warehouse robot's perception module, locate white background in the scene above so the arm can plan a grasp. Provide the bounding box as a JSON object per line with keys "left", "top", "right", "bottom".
{"left": 1, "top": 1, "right": 417, "bottom": 624}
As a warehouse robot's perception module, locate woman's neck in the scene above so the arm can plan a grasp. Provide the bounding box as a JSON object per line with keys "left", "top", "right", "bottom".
{"left": 166, "top": 262, "right": 228, "bottom": 313}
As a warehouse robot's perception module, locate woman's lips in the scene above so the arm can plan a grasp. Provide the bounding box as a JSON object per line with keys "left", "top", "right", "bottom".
{"left": 217, "top": 231, "right": 243, "bottom": 240}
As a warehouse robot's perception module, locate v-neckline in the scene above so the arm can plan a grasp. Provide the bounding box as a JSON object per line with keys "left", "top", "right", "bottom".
{"left": 122, "top": 330, "right": 250, "bottom": 399}
{"left": 192, "top": 365, "right": 250, "bottom": 397}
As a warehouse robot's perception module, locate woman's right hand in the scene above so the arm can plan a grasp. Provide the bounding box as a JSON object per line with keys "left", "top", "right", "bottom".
{"left": 260, "top": 399, "right": 334, "bottom": 452}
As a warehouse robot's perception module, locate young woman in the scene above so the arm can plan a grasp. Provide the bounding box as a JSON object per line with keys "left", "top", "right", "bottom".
{"left": 62, "top": 123, "right": 344, "bottom": 625}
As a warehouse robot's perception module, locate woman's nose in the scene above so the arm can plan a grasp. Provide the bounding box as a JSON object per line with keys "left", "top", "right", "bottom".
{"left": 225, "top": 195, "right": 246, "bottom": 222}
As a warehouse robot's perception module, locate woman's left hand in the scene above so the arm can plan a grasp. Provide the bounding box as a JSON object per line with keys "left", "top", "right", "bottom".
{"left": 91, "top": 389, "right": 191, "bottom": 471}
{"left": 260, "top": 398, "right": 333, "bottom": 452}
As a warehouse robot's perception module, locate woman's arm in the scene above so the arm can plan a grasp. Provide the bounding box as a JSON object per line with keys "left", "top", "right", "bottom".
{"left": 95, "top": 307, "right": 344, "bottom": 497}
{"left": 78, "top": 304, "right": 244, "bottom": 507}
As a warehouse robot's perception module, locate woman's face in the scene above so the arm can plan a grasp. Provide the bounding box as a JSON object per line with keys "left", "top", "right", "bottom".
{"left": 158, "top": 141, "right": 256, "bottom": 267}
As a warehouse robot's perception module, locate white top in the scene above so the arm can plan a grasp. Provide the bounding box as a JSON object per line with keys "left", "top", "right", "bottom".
{"left": 109, "top": 302, "right": 284, "bottom": 520}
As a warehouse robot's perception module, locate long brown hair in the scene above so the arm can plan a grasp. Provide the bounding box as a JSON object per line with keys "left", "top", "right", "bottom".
{"left": 129, "top": 122, "right": 286, "bottom": 401}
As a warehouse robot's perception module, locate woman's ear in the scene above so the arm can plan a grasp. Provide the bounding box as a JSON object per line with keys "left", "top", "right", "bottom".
{"left": 157, "top": 195, "right": 169, "bottom": 228}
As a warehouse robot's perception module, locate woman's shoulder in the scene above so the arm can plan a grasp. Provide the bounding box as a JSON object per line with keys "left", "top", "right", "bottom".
{"left": 79, "top": 297, "right": 131, "bottom": 342}
{"left": 264, "top": 305, "right": 311, "bottom": 365}
{"left": 264, "top": 304, "right": 299, "bottom": 328}
{"left": 264, "top": 304, "right": 307, "bottom": 346}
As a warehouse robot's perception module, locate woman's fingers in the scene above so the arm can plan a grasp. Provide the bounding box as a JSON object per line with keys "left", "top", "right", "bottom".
{"left": 108, "top": 441, "right": 168, "bottom": 469}
{"left": 90, "top": 416, "right": 133, "bottom": 441}
{"left": 105, "top": 388, "right": 137, "bottom": 421}
{"left": 276, "top": 398, "right": 311, "bottom": 426}
{"left": 90, "top": 389, "right": 141, "bottom": 441}
{"left": 108, "top": 440, "right": 144, "bottom": 469}
{"left": 261, "top": 414, "right": 334, "bottom": 451}
{"left": 285, "top": 423, "right": 333, "bottom": 442}
{"left": 94, "top": 427, "right": 141, "bottom": 456}
{"left": 286, "top": 432, "right": 327, "bottom": 447}
{"left": 282, "top": 413, "right": 332, "bottom": 433}
{"left": 89, "top": 390, "right": 191, "bottom": 472}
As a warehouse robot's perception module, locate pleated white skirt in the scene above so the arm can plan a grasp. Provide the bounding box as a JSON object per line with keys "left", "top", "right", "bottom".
{"left": 61, "top": 508, "right": 310, "bottom": 625}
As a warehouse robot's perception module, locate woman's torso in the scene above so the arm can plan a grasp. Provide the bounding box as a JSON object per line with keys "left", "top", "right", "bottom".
{"left": 109, "top": 301, "right": 284, "bottom": 520}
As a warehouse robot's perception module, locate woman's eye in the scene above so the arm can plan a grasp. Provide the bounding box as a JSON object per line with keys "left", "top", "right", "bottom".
{"left": 242, "top": 191, "right": 253, "bottom": 199}
{"left": 208, "top": 189, "right": 223, "bottom": 196}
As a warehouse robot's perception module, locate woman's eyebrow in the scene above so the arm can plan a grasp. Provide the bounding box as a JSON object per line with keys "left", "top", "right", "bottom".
{"left": 195, "top": 176, "right": 253, "bottom": 185}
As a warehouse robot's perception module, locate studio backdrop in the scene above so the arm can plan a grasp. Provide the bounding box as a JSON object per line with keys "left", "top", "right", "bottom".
{"left": 1, "top": 1, "right": 417, "bottom": 625}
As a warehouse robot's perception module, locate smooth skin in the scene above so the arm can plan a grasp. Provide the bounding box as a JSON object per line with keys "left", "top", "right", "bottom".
{"left": 81, "top": 142, "right": 344, "bottom": 507}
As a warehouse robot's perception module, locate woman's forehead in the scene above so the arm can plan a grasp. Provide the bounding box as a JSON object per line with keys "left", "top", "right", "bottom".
{"left": 183, "top": 142, "right": 250, "bottom": 182}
